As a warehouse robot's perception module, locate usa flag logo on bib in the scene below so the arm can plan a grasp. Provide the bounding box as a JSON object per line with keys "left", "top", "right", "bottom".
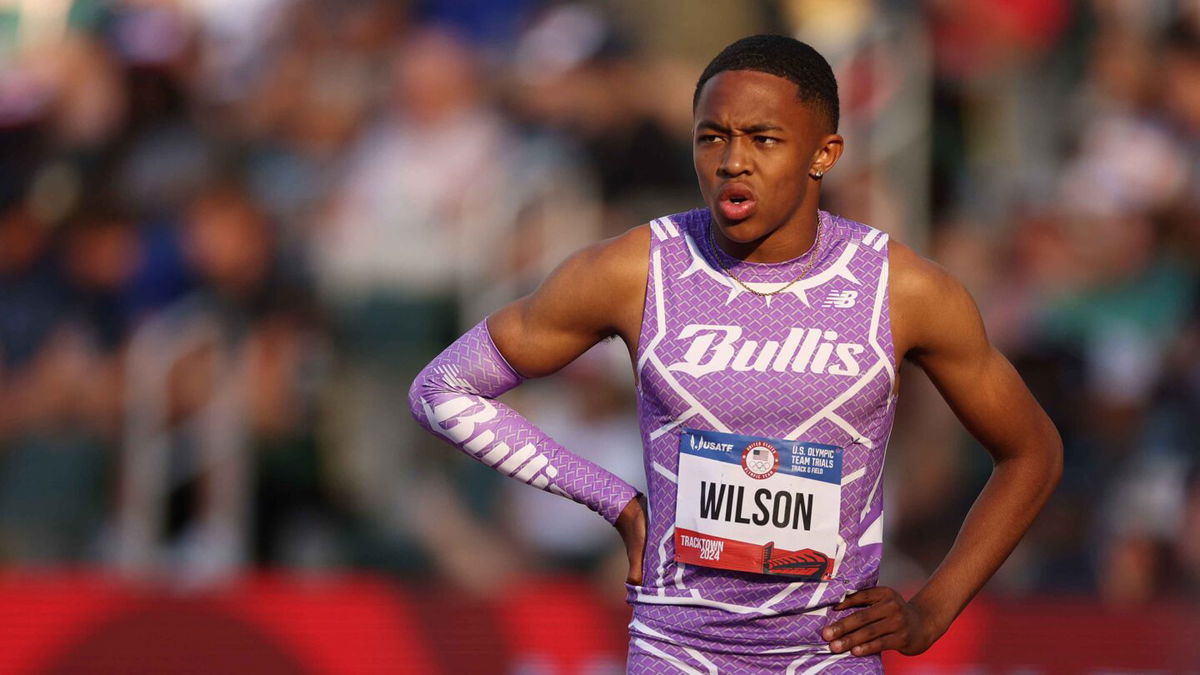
{"left": 742, "top": 442, "right": 778, "bottom": 479}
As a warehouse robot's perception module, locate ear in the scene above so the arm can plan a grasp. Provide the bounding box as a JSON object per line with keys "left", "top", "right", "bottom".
{"left": 810, "top": 134, "right": 844, "bottom": 179}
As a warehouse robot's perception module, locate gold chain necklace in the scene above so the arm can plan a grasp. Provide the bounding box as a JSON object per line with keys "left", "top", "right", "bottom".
{"left": 706, "top": 217, "right": 823, "bottom": 298}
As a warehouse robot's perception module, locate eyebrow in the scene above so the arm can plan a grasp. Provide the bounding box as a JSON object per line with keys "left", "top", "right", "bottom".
{"left": 695, "top": 121, "right": 786, "bottom": 134}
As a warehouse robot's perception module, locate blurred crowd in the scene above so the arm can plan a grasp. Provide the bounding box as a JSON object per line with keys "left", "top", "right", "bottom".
{"left": 0, "top": 0, "right": 1197, "bottom": 608}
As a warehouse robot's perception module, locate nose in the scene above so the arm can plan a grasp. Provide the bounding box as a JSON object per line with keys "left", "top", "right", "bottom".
{"left": 718, "top": 136, "right": 751, "bottom": 177}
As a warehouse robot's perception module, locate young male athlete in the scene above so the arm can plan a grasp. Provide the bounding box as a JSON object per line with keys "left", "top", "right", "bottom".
{"left": 410, "top": 35, "right": 1061, "bottom": 671}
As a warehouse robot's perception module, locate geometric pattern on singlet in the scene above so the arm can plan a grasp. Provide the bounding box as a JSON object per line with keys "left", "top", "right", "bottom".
{"left": 629, "top": 208, "right": 897, "bottom": 656}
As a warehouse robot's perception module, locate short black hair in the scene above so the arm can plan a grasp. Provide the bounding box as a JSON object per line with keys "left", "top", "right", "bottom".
{"left": 693, "top": 34, "right": 839, "bottom": 132}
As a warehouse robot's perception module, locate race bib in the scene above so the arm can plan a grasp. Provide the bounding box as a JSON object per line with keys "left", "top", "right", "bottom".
{"left": 674, "top": 428, "right": 843, "bottom": 580}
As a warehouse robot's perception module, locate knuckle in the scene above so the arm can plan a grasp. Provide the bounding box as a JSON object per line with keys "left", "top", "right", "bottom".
{"left": 852, "top": 639, "right": 883, "bottom": 656}
{"left": 851, "top": 608, "right": 876, "bottom": 624}
{"left": 845, "top": 619, "right": 888, "bottom": 645}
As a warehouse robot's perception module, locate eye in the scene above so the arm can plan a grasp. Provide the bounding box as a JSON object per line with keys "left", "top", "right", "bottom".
{"left": 754, "top": 136, "right": 780, "bottom": 146}
{"left": 696, "top": 134, "right": 724, "bottom": 145}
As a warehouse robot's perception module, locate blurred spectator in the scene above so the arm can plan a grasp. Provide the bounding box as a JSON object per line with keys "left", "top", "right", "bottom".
{"left": 507, "top": 3, "right": 697, "bottom": 231}
{"left": 114, "top": 180, "right": 327, "bottom": 582}
{"left": 312, "top": 25, "right": 600, "bottom": 588}
{"left": 0, "top": 198, "right": 103, "bottom": 564}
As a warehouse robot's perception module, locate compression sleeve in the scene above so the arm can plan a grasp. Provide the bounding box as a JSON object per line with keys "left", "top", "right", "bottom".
{"left": 408, "top": 320, "right": 641, "bottom": 524}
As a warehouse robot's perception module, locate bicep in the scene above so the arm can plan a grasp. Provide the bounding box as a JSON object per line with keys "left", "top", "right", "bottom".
{"left": 918, "top": 344, "right": 1054, "bottom": 462}
{"left": 904, "top": 265, "right": 1056, "bottom": 462}
{"left": 488, "top": 281, "right": 607, "bottom": 379}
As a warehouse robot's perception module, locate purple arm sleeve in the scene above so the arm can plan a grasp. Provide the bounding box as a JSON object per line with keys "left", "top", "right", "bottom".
{"left": 408, "top": 320, "right": 641, "bottom": 525}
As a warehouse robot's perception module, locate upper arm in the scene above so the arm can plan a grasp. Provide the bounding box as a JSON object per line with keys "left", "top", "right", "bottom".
{"left": 890, "top": 242, "right": 1061, "bottom": 464}
{"left": 487, "top": 225, "right": 650, "bottom": 378}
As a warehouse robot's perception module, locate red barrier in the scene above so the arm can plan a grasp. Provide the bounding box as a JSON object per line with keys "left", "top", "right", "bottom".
{"left": 0, "top": 571, "right": 1196, "bottom": 674}
{"left": 883, "top": 595, "right": 1200, "bottom": 672}
{"left": 0, "top": 571, "right": 437, "bottom": 674}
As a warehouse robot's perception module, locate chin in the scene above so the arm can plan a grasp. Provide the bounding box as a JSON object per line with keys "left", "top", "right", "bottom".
{"left": 711, "top": 215, "right": 761, "bottom": 241}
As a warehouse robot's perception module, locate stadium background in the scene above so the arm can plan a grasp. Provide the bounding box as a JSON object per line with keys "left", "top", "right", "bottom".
{"left": 0, "top": 0, "right": 1198, "bottom": 671}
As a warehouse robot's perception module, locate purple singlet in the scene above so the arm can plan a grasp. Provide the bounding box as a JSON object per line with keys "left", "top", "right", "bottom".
{"left": 628, "top": 209, "right": 896, "bottom": 668}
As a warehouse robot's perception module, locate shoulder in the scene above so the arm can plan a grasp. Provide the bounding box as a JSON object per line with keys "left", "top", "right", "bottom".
{"left": 515, "top": 223, "right": 650, "bottom": 339}
{"left": 887, "top": 239, "right": 981, "bottom": 361}
{"left": 490, "top": 223, "right": 652, "bottom": 370}
{"left": 559, "top": 223, "right": 651, "bottom": 291}
{"left": 600, "top": 222, "right": 653, "bottom": 266}
{"left": 888, "top": 239, "right": 958, "bottom": 303}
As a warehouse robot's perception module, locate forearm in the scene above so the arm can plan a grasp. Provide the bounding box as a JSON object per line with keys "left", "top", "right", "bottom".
{"left": 408, "top": 320, "right": 641, "bottom": 524}
{"left": 909, "top": 440, "right": 1061, "bottom": 636}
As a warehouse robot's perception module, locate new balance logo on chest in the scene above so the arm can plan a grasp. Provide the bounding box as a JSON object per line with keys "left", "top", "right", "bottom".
{"left": 822, "top": 290, "right": 858, "bottom": 308}
{"left": 667, "top": 325, "right": 864, "bottom": 377}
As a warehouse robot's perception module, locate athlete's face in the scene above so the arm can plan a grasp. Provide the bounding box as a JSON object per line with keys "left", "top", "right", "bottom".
{"left": 693, "top": 70, "right": 843, "bottom": 255}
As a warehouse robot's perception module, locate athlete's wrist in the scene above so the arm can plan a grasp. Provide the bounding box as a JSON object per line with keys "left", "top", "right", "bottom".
{"left": 906, "top": 590, "right": 954, "bottom": 647}
{"left": 614, "top": 494, "right": 646, "bottom": 535}
{"left": 615, "top": 494, "right": 647, "bottom": 586}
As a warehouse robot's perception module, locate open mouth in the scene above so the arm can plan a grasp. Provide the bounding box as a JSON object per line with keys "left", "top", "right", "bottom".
{"left": 716, "top": 184, "right": 757, "bottom": 221}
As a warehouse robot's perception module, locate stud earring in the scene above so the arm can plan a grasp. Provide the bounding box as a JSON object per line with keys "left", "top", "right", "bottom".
{"left": 811, "top": 169, "right": 825, "bottom": 179}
